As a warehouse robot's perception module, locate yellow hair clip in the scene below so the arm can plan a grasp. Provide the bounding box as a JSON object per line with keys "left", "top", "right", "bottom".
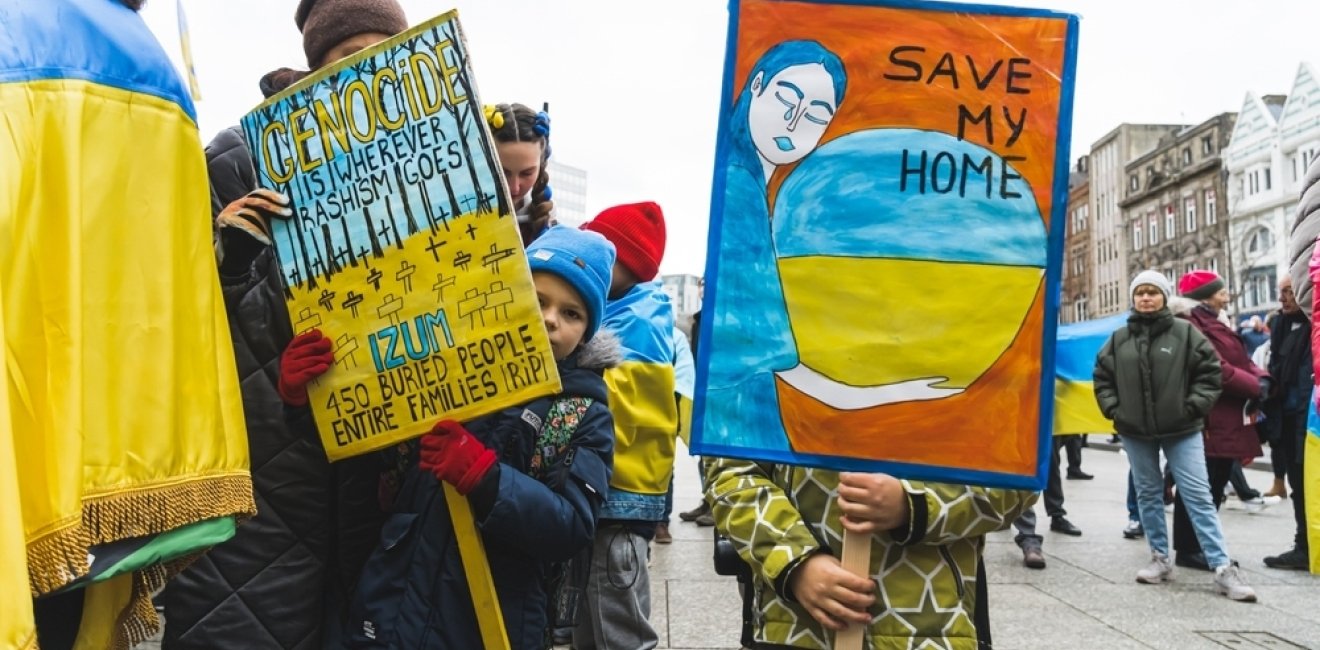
{"left": 483, "top": 105, "right": 505, "bottom": 130}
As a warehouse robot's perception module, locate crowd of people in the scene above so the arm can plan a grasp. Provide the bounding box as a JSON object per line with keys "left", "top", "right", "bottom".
{"left": 8, "top": 0, "right": 1317, "bottom": 649}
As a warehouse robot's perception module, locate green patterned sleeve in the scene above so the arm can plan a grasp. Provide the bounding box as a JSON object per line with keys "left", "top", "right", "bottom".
{"left": 894, "top": 480, "right": 1038, "bottom": 546}
{"left": 705, "top": 457, "right": 825, "bottom": 593}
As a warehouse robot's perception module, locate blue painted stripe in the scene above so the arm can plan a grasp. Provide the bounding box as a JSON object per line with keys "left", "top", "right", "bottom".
{"left": 0, "top": 0, "right": 195, "bottom": 121}
{"left": 764, "top": 0, "right": 1077, "bottom": 21}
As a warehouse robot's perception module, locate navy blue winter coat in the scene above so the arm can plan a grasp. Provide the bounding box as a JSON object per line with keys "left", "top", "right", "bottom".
{"left": 345, "top": 333, "right": 619, "bottom": 649}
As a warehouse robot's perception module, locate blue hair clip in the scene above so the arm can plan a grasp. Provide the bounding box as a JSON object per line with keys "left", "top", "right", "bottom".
{"left": 533, "top": 111, "right": 550, "bottom": 137}
{"left": 542, "top": 184, "right": 553, "bottom": 201}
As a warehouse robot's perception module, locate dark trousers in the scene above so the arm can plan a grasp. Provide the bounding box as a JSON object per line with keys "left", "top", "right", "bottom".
{"left": 1064, "top": 434, "right": 1084, "bottom": 471}
{"left": 1014, "top": 436, "right": 1066, "bottom": 548}
{"left": 1172, "top": 455, "right": 1234, "bottom": 555}
{"left": 1279, "top": 412, "right": 1309, "bottom": 549}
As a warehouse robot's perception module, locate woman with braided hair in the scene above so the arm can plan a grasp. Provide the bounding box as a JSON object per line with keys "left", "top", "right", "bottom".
{"left": 486, "top": 103, "right": 556, "bottom": 246}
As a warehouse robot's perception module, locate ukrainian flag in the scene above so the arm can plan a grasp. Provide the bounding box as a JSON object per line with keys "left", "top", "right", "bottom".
{"left": 601, "top": 281, "right": 678, "bottom": 499}
{"left": 1, "top": 0, "right": 252, "bottom": 642}
{"left": 674, "top": 328, "right": 696, "bottom": 445}
{"left": 1053, "top": 314, "right": 1126, "bottom": 435}
{"left": 1305, "top": 392, "right": 1320, "bottom": 573}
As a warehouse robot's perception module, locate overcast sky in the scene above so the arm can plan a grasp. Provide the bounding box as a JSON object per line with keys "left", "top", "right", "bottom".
{"left": 140, "top": 0, "right": 1319, "bottom": 277}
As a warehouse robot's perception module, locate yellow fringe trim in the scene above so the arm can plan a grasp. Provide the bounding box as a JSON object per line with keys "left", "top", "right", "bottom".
{"left": 104, "top": 553, "right": 204, "bottom": 650}
{"left": 26, "top": 474, "right": 255, "bottom": 597}
{"left": 26, "top": 520, "right": 92, "bottom": 597}
{"left": 82, "top": 473, "right": 256, "bottom": 546}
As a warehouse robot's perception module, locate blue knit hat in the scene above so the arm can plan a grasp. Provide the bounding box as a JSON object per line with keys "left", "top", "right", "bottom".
{"left": 526, "top": 226, "right": 616, "bottom": 342}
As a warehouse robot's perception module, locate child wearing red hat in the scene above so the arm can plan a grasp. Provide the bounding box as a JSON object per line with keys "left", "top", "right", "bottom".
{"left": 575, "top": 202, "right": 677, "bottom": 648}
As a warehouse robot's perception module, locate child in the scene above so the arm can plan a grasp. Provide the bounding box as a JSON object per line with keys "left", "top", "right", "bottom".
{"left": 575, "top": 202, "right": 677, "bottom": 650}
{"left": 486, "top": 103, "right": 555, "bottom": 245}
{"left": 344, "top": 225, "right": 620, "bottom": 648}
{"left": 707, "top": 462, "right": 1037, "bottom": 647}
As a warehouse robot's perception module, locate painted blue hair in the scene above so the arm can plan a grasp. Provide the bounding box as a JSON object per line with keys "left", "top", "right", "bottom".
{"left": 727, "top": 40, "right": 847, "bottom": 185}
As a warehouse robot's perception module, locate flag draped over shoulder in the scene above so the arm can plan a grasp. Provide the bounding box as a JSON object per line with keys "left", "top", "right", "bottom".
{"left": 0, "top": 0, "right": 254, "bottom": 644}
{"left": 1053, "top": 314, "right": 1126, "bottom": 435}
{"left": 601, "top": 281, "right": 678, "bottom": 497}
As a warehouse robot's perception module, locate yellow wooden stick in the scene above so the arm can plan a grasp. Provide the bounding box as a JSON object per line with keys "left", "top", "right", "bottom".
{"left": 834, "top": 529, "right": 872, "bottom": 650}
{"left": 444, "top": 482, "right": 511, "bottom": 650}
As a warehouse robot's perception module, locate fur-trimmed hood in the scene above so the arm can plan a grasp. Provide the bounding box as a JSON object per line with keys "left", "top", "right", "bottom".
{"left": 574, "top": 329, "right": 623, "bottom": 371}
{"left": 1168, "top": 295, "right": 1200, "bottom": 316}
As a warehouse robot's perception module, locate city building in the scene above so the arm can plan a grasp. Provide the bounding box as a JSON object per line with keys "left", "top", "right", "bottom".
{"left": 1223, "top": 63, "right": 1320, "bottom": 319}
{"left": 661, "top": 273, "right": 703, "bottom": 323}
{"left": 546, "top": 160, "right": 588, "bottom": 225}
{"left": 1060, "top": 156, "right": 1091, "bottom": 323}
{"left": 1121, "top": 114, "right": 1236, "bottom": 311}
{"left": 1088, "top": 124, "right": 1188, "bottom": 316}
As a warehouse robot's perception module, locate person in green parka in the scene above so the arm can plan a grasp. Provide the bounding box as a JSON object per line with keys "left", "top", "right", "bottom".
{"left": 1093, "top": 269, "right": 1257, "bottom": 602}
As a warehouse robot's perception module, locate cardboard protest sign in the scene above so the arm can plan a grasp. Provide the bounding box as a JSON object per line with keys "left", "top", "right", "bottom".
{"left": 241, "top": 11, "right": 559, "bottom": 461}
{"left": 691, "top": 0, "right": 1079, "bottom": 489}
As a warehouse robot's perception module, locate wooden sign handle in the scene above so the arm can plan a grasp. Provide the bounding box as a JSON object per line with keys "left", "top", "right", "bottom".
{"left": 444, "top": 482, "right": 511, "bottom": 650}
{"left": 834, "top": 529, "right": 872, "bottom": 650}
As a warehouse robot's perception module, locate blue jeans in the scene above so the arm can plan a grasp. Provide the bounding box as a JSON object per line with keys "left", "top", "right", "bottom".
{"left": 1126, "top": 470, "right": 1138, "bottom": 521}
{"left": 1122, "top": 433, "right": 1231, "bottom": 568}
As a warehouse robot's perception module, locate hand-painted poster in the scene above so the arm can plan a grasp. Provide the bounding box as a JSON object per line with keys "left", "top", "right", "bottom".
{"left": 241, "top": 11, "right": 559, "bottom": 461}
{"left": 691, "top": 0, "right": 1079, "bottom": 489}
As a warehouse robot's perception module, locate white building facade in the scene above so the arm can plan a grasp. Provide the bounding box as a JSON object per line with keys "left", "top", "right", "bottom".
{"left": 660, "top": 273, "right": 703, "bottom": 321}
{"left": 546, "top": 160, "right": 589, "bottom": 225}
{"left": 1224, "top": 63, "right": 1320, "bottom": 317}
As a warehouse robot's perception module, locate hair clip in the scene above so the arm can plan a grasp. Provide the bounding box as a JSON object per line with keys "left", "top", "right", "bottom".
{"left": 542, "top": 184, "right": 553, "bottom": 201}
{"left": 483, "top": 105, "right": 505, "bottom": 130}
{"left": 533, "top": 111, "right": 550, "bottom": 137}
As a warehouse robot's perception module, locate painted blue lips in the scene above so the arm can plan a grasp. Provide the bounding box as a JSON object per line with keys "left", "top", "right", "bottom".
{"left": 774, "top": 136, "right": 796, "bottom": 152}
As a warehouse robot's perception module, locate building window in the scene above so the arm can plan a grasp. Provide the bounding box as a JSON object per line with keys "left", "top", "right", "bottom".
{"left": 1165, "top": 205, "right": 1176, "bottom": 239}
{"left": 1246, "top": 227, "right": 1272, "bottom": 255}
{"left": 1265, "top": 168, "right": 1272, "bottom": 191}
{"left": 1149, "top": 215, "right": 1159, "bottom": 245}
{"left": 1074, "top": 295, "right": 1087, "bottom": 321}
{"left": 1202, "top": 136, "right": 1214, "bottom": 155}
{"left": 1294, "top": 155, "right": 1300, "bottom": 182}
{"left": 1133, "top": 222, "right": 1143, "bottom": 250}
{"left": 1207, "top": 257, "right": 1219, "bottom": 274}
{"left": 1206, "top": 190, "right": 1217, "bottom": 224}
{"left": 1129, "top": 175, "right": 1139, "bottom": 192}
{"left": 1185, "top": 197, "right": 1197, "bottom": 232}
{"left": 1182, "top": 148, "right": 1192, "bottom": 165}
{"left": 1245, "top": 272, "right": 1276, "bottom": 309}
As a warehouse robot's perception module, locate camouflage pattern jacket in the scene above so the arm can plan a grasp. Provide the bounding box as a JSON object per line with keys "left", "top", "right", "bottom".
{"left": 707, "top": 459, "right": 1036, "bottom": 650}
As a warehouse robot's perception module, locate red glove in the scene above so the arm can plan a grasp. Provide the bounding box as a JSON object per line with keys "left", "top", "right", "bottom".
{"left": 277, "top": 329, "right": 334, "bottom": 406}
{"left": 419, "top": 420, "right": 497, "bottom": 495}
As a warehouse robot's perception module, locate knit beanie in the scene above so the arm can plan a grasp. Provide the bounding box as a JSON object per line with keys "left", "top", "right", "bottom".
{"left": 526, "top": 226, "right": 616, "bottom": 343}
{"left": 1129, "top": 269, "right": 1173, "bottom": 302}
{"left": 296, "top": 0, "right": 408, "bottom": 68}
{"left": 1178, "top": 269, "right": 1225, "bottom": 301}
{"left": 581, "top": 202, "right": 666, "bottom": 282}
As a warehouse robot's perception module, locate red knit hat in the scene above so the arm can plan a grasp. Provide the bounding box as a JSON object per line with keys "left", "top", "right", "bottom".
{"left": 1178, "top": 269, "right": 1225, "bottom": 301}
{"left": 581, "top": 202, "right": 666, "bottom": 282}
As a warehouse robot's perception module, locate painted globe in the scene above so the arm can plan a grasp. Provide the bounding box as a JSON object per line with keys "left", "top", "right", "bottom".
{"left": 772, "top": 128, "right": 1046, "bottom": 391}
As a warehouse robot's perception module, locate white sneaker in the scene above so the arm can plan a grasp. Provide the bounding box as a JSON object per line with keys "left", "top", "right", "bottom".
{"left": 1242, "top": 496, "right": 1273, "bottom": 513}
{"left": 1261, "top": 494, "right": 1283, "bottom": 506}
{"left": 1136, "top": 554, "right": 1174, "bottom": 584}
{"left": 1214, "top": 563, "right": 1258, "bottom": 602}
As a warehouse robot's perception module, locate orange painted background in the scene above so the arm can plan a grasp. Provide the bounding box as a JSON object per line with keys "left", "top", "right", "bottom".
{"left": 735, "top": 0, "right": 1072, "bottom": 477}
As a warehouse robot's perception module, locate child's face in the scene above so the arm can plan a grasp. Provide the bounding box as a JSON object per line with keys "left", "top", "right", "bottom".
{"left": 533, "top": 272, "right": 589, "bottom": 361}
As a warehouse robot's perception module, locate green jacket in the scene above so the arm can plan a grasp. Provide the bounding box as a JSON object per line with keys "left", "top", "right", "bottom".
{"left": 1092, "top": 310, "right": 1222, "bottom": 438}
{"left": 706, "top": 459, "right": 1036, "bottom": 649}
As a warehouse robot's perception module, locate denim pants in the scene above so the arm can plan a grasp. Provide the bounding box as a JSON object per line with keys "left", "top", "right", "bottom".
{"left": 1122, "top": 432, "right": 1231, "bottom": 568}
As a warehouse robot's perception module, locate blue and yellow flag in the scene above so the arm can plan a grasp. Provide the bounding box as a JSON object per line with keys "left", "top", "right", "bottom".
{"left": 1053, "top": 314, "right": 1126, "bottom": 435}
{"left": 1304, "top": 393, "right": 1320, "bottom": 573}
{"left": 176, "top": 0, "right": 202, "bottom": 100}
{"left": 674, "top": 328, "right": 696, "bottom": 445}
{"left": 601, "top": 281, "right": 677, "bottom": 499}
{"left": 1, "top": 0, "right": 252, "bottom": 642}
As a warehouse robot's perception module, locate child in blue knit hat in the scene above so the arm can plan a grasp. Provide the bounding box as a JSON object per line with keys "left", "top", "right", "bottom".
{"left": 348, "top": 226, "right": 622, "bottom": 648}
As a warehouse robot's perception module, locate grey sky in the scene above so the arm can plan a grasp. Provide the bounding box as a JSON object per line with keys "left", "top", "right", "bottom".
{"left": 141, "top": 0, "right": 1319, "bottom": 277}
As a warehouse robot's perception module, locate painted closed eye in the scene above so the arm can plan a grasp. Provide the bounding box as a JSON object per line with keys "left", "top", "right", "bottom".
{"left": 774, "top": 91, "right": 797, "bottom": 120}
{"left": 803, "top": 112, "right": 829, "bottom": 126}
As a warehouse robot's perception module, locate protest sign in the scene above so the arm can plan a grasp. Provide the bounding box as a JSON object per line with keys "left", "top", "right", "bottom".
{"left": 241, "top": 11, "right": 559, "bottom": 461}
{"left": 691, "top": 0, "right": 1079, "bottom": 489}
